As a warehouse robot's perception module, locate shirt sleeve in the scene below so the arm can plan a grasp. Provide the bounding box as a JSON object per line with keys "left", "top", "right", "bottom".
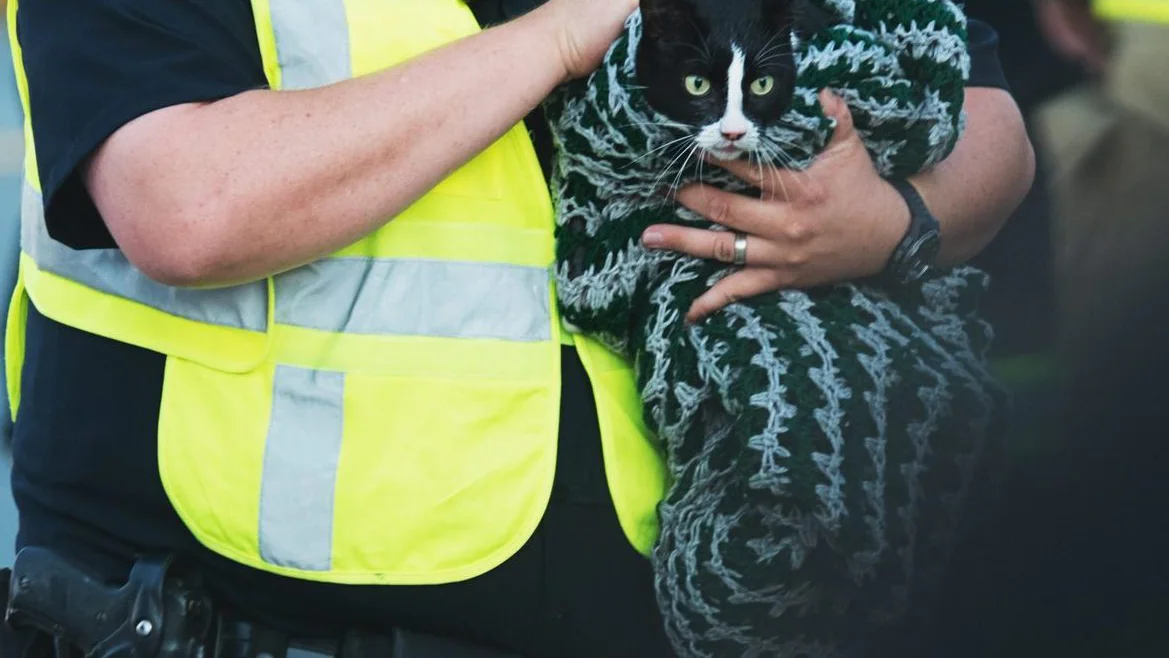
{"left": 14, "top": 0, "right": 267, "bottom": 249}
{"left": 966, "top": 18, "right": 1010, "bottom": 90}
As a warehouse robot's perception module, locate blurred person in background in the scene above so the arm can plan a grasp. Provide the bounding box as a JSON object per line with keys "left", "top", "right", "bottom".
{"left": 921, "top": 4, "right": 1169, "bottom": 656}
{"left": 1032, "top": 0, "right": 1169, "bottom": 376}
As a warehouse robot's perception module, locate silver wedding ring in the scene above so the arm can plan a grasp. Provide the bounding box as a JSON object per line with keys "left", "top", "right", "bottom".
{"left": 732, "top": 232, "right": 748, "bottom": 266}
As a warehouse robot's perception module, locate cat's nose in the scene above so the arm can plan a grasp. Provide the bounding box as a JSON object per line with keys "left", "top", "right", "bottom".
{"left": 721, "top": 129, "right": 746, "bottom": 142}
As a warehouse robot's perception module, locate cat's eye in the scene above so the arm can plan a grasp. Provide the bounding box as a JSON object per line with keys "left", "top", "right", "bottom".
{"left": 684, "top": 75, "right": 712, "bottom": 97}
{"left": 750, "top": 76, "right": 776, "bottom": 96}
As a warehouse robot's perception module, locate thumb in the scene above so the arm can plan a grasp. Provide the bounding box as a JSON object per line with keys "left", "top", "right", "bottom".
{"left": 819, "top": 88, "right": 857, "bottom": 149}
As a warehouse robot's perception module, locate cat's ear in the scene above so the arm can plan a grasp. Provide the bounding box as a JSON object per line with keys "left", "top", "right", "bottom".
{"left": 639, "top": 0, "right": 699, "bottom": 41}
{"left": 789, "top": 0, "right": 840, "bottom": 37}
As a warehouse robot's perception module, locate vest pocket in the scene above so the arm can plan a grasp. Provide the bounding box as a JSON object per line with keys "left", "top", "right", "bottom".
{"left": 157, "top": 357, "right": 277, "bottom": 567}
{"left": 156, "top": 353, "right": 561, "bottom": 584}
{"left": 326, "top": 371, "right": 558, "bottom": 582}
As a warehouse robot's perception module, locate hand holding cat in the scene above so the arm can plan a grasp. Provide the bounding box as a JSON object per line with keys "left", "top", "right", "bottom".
{"left": 640, "top": 89, "right": 910, "bottom": 324}
{"left": 540, "top": 0, "right": 639, "bottom": 80}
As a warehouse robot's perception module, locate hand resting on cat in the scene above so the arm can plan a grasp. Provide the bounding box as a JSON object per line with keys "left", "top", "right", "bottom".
{"left": 643, "top": 89, "right": 910, "bottom": 322}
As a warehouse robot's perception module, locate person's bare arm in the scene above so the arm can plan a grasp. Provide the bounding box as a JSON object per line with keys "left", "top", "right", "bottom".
{"left": 909, "top": 86, "right": 1037, "bottom": 266}
{"left": 85, "top": 0, "right": 636, "bottom": 287}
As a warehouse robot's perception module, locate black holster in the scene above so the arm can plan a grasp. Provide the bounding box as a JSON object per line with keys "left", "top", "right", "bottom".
{"left": 2, "top": 547, "right": 524, "bottom": 658}
{"left": 3, "top": 547, "right": 214, "bottom": 658}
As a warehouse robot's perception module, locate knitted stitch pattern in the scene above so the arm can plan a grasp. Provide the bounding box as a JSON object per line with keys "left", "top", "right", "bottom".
{"left": 543, "top": 2, "right": 1007, "bottom": 657}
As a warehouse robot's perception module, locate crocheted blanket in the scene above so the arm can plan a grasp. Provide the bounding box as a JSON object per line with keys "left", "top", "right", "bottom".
{"left": 542, "top": 2, "right": 1007, "bottom": 657}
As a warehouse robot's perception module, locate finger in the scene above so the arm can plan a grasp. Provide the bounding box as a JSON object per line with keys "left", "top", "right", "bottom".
{"left": 819, "top": 88, "right": 858, "bottom": 150}
{"left": 686, "top": 268, "right": 781, "bottom": 324}
{"left": 642, "top": 225, "right": 754, "bottom": 264}
{"left": 674, "top": 184, "right": 776, "bottom": 234}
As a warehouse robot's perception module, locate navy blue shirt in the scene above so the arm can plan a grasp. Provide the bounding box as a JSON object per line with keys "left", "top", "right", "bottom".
{"left": 8, "top": 0, "right": 1011, "bottom": 645}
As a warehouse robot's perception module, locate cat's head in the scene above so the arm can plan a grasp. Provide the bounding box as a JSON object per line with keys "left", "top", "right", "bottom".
{"left": 635, "top": 0, "right": 837, "bottom": 161}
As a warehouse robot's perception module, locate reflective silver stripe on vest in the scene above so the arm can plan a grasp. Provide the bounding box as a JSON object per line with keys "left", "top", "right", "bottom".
{"left": 269, "top": 0, "right": 352, "bottom": 90}
{"left": 275, "top": 258, "right": 552, "bottom": 342}
{"left": 21, "top": 183, "right": 269, "bottom": 331}
{"left": 257, "top": 365, "right": 344, "bottom": 572}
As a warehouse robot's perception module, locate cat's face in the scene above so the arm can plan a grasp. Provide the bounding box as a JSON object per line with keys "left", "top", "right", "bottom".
{"left": 635, "top": 0, "right": 830, "bottom": 161}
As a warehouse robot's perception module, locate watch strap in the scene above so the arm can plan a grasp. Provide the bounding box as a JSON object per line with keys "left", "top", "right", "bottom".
{"left": 883, "top": 179, "right": 941, "bottom": 284}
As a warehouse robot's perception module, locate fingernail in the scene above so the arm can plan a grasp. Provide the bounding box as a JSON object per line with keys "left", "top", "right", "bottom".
{"left": 642, "top": 231, "right": 663, "bottom": 247}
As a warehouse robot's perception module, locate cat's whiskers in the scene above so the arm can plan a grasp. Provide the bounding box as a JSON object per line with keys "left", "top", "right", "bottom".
{"left": 757, "top": 32, "right": 783, "bottom": 55}
{"left": 749, "top": 149, "right": 766, "bottom": 199}
{"left": 752, "top": 141, "right": 799, "bottom": 201}
{"left": 756, "top": 140, "right": 807, "bottom": 201}
{"left": 676, "top": 40, "right": 712, "bottom": 64}
{"left": 755, "top": 34, "right": 792, "bottom": 62}
{"left": 755, "top": 46, "right": 794, "bottom": 66}
{"left": 754, "top": 54, "right": 793, "bottom": 68}
{"left": 757, "top": 43, "right": 794, "bottom": 57}
{"left": 761, "top": 144, "right": 793, "bottom": 202}
{"left": 650, "top": 138, "right": 701, "bottom": 204}
{"left": 766, "top": 132, "right": 812, "bottom": 159}
{"left": 617, "top": 117, "right": 693, "bottom": 132}
{"left": 766, "top": 134, "right": 817, "bottom": 169}
{"left": 628, "top": 133, "right": 697, "bottom": 168}
{"left": 754, "top": 49, "right": 795, "bottom": 67}
{"left": 759, "top": 139, "right": 798, "bottom": 173}
{"left": 698, "top": 33, "right": 715, "bottom": 61}
{"left": 668, "top": 141, "right": 703, "bottom": 202}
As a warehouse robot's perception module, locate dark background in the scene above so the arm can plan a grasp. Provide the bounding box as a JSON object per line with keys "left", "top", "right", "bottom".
{"left": 928, "top": 4, "right": 1169, "bottom": 657}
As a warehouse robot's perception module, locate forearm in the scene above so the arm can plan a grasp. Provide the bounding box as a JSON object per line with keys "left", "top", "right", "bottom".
{"left": 86, "top": 7, "right": 568, "bottom": 287}
{"left": 908, "top": 87, "right": 1037, "bottom": 266}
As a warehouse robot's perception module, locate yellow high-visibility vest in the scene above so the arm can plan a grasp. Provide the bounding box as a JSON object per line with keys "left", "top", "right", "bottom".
{"left": 1095, "top": 0, "right": 1169, "bottom": 23}
{"left": 4, "top": 0, "right": 667, "bottom": 585}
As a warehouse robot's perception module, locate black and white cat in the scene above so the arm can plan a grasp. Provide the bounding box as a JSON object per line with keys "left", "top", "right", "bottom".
{"left": 635, "top": 0, "right": 834, "bottom": 162}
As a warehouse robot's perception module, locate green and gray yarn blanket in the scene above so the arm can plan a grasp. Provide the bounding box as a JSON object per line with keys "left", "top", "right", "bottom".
{"left": 542, "top": 2, "right": 1007, "bottom": 656}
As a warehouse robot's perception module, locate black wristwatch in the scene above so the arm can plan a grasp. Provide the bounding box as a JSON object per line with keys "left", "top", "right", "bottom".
{"left": 882, "top": 179, "right": 941, "bottom": 285}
